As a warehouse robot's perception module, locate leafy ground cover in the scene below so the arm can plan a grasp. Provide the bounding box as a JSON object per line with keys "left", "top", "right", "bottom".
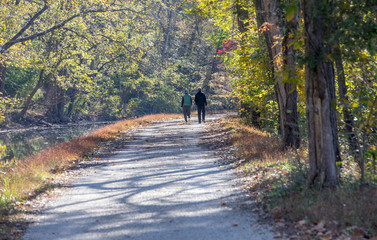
{"left": 0, "top": 113, "right": 179, "bottom": 239}
{"left": 205, "top": 115, "right": 377, "bottom": 240}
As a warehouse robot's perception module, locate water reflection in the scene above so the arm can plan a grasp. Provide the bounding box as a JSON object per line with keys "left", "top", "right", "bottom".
{"left": 0, "top": 122, "right": 109, "bottom": 162}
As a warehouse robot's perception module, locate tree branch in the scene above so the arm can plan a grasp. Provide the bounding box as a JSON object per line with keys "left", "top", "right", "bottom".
{"left": 0, "top": 7, "right": 145, "bottom": 54}
{"left": 0, "top": 2, "right": 49, "bottom": 53}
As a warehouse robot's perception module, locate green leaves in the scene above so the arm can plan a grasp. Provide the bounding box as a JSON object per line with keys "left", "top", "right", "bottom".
{"left": 286, "top": 5, "right": 298, "bottom": 22}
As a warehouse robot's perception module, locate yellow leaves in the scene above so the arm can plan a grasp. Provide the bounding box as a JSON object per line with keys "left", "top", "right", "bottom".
{"left": 0, "top": 96, "right": 22, "bottom": 121}
{"left": 0, "top": 145, "right": 6, "bottom": 158}
{"left": 352, "top": 102, "right": 359, "bottom": 108}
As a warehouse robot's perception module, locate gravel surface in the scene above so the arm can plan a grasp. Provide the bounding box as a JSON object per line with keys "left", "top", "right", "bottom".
{"left": 22, "top": 114, "right": 275, "bottom": 240}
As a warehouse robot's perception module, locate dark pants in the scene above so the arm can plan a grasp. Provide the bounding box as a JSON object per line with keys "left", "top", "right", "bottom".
{"left": 183, "top": 106, "right": 191, "bottom": 122}
{"left": 197, "top": 105, "right": 205, "bottom": 123}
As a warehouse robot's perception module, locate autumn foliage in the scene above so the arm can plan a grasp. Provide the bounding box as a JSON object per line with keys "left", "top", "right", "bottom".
{"left": 217, "top": 40, "right": 238, "bottom": 56}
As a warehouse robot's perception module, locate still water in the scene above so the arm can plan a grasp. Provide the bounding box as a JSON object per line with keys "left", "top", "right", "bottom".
{"left": 0, "top": 122, "right": 110, "bottom": 162}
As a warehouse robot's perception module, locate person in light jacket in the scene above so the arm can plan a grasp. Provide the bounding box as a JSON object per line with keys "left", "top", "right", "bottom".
{"left": 181, "top": 89, "right": 192, "bottom": 123}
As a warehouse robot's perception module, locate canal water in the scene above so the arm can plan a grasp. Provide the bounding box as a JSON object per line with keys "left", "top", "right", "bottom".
{"left": 0, "top": 122, "right": 110, "bottom": 162}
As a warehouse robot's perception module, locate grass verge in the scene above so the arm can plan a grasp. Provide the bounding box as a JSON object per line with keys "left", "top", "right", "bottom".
{"left": 0, "top": 113, "right": 179, "bottom": 238}
{"left": 209, "top": 115, "right": 377, "bottom": 240}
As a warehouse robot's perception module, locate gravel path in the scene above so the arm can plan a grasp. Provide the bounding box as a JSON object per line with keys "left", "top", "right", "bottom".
{"left": 22, "top": 114, "right": 275, "bottom": 240}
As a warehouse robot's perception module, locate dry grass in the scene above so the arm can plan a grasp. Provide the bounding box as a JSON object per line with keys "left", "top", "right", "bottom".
{"left": 0, "top": 114, "right": 179, "bottom": 214}
{"left": 216, "top": 116, "right": 377, "bottom": 238}
{"left": 219, "top": 116, "right": 306, "bottom": 193}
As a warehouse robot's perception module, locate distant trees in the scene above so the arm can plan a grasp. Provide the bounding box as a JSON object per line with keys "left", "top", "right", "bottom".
{"left": 0, "top": 0, "right": 228, "bottom": 123}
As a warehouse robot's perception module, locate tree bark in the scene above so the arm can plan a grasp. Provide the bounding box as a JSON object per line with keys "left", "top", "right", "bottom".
{"left": 44, "top": 72, "right": 68, "bottom": 123}
{"left": 281, "top": 7, "right": 300, "bottom": 148}
{"left": 303, "top": 0, "right": 338, "bottom": 188}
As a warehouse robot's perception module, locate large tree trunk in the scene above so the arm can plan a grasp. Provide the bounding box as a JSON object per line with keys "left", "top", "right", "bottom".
{"left": 252, "top": 0, "right": 301, "bottom": 148}
{"left": 44, "top": 85, "right": 66, "bottom": 123}
{"left": 44, "top": 72, "right": 68, "bottom": 123}
{"left": 303, "top": 0, "right": 337, "bottom": 188}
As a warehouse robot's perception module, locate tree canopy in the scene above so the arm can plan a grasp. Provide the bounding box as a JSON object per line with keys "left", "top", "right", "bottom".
{"left": 0, "top": 0, "right": 231, "bottom": 123}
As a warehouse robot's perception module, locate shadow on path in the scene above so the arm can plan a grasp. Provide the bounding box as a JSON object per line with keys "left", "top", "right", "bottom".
{"left": 22, "top": 115, "right": 275, "bottom": 240}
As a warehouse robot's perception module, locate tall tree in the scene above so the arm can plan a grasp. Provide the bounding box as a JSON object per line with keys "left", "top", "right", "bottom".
{"left": 252, "top": 0, "right": 300, "bottom": 148}
{"left": 302, "top": 0, "right": 337, "bottom": 187}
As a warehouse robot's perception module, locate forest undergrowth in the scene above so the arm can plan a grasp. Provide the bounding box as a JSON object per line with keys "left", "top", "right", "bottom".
{"left": 0, "top": 113, "right": 179, "bottom": 239}
{"left": 208, "top": 115, "right": 377, "bottom": 240}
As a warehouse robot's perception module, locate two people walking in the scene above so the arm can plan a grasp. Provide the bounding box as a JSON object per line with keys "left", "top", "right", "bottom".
{"left": 180, "top": 87, "right": 207, "bottom": 124}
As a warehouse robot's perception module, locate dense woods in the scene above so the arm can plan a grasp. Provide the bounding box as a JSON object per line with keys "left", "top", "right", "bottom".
{"left": 194, "top": 0, "right": 377, "bottom": 188}
{"left": 0, "top": 0, "right": 231, "bottom": 125}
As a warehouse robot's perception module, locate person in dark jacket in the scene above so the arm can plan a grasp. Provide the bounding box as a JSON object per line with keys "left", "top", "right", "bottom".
{"left": 194, "top": 87, "right": 207, "bottom": 123}
{"left": 181, "top": 89, "right": 192, "bottom": 123}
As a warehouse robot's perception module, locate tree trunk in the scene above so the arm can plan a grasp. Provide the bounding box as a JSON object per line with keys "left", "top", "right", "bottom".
{"left": 234, "top": 0, "right": 261, "bottom": 127}
{"left": 235, "top": 0, "right": 249, "bottom": 34}
{"left": 330, "top": 0, "right": 358, "bottom": 161}
{"left": 335, "top": 48, "right": 358, "bottom": 156}
{"left": 19, "top": 69, "right": 45, "bottom": 117}
{"left": 0, "top": 63, "right": 6, "bottom": 96}
{"left": 44, "top": 73, "right": 67, "bottom": 123}
{"left": 281, "top": 8, "right": 301, "bottom": 148}
{"left": 303, "top": 0, "right": 337, "bottom": 188}
{"left": 252, "top": 0, "right": 301, "bottom": 148}
{"left": 161, "top": 3, "right": 174, "bottom": 64}
{"left": 66, "top": 88, "right": 77, "bottom": 118}
{"left": 328, "top": 61, "right": 342, "bottom": 164}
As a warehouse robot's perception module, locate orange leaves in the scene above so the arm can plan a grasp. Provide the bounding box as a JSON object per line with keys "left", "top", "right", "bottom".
{"left": 259, "top": 22, "right": 278, "bottom": 33}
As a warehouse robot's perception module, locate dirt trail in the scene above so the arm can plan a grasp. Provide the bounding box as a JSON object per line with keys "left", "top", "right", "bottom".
{"left": 22, "top": 114, "right": 275, "bottom": 240}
